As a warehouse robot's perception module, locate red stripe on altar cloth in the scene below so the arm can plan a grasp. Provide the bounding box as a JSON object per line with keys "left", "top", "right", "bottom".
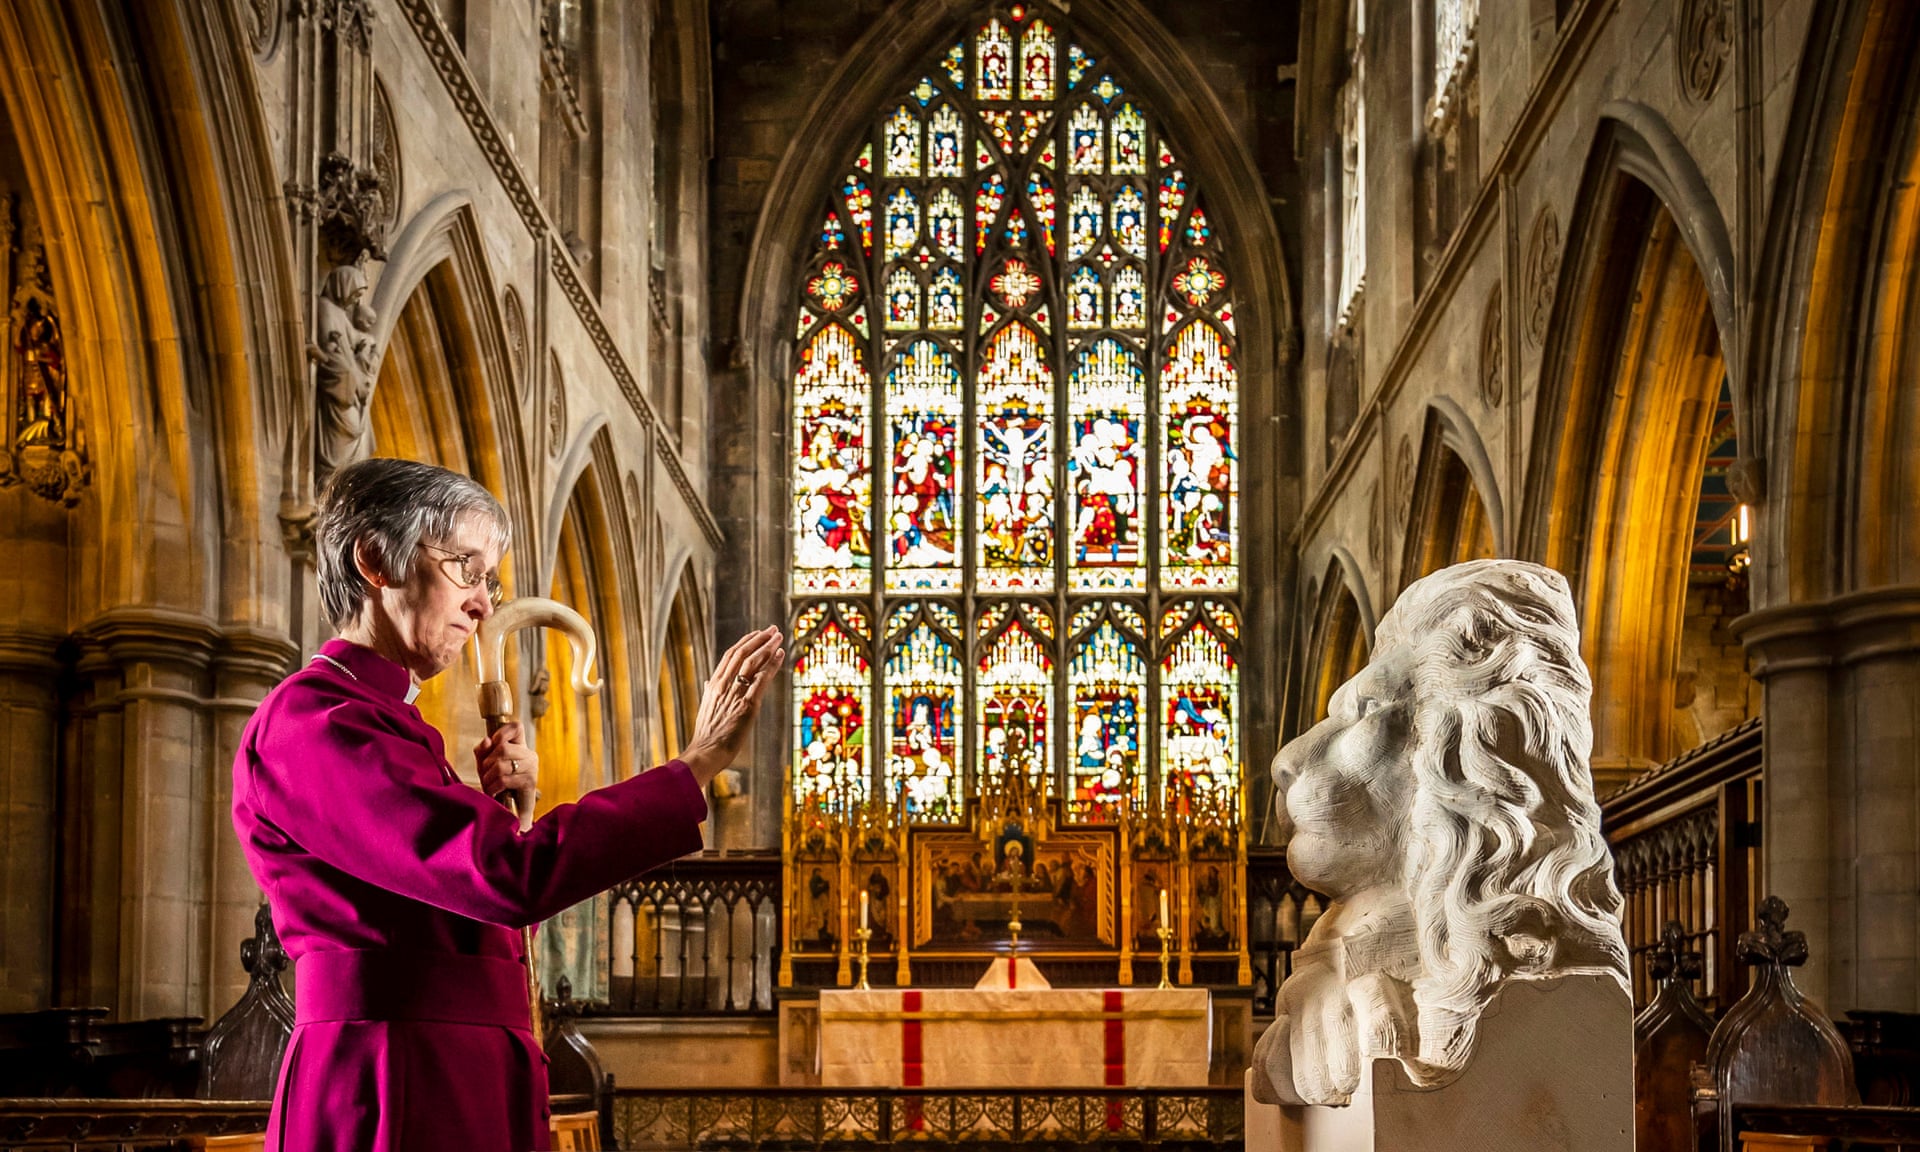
{"left": 1103, "top": 989, "right": 1126, "bottom": 1131}
{"left": 901, "top": 989, "right": 926, "bottom": 1132}
{"left": 1008, "top": 956, "right": 1016, "bottom": 989}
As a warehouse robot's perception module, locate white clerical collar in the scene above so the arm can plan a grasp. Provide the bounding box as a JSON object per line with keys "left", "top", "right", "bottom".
{"left": 404, "top": 682, "right": 421, "bottom": 705}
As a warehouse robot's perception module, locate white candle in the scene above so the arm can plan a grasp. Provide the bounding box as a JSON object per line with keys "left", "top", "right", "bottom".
{"left": 1159, "top": 887, "right": 1169, "bottom": 929}
{"left": 860, "top": 890, "right": 869, "bottom": 932}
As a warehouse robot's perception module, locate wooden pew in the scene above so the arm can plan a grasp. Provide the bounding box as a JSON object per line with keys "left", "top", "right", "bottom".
{"left": 200, "top": 902, "right": 294, "bottom": 1101}
{"left": 0, "top": 1008, "right": 107, "bottom": 1097}
{"left": 1694, "top": 896, "right": 1859, "bottom": 1152}
{"left": 1636, "top": 920, "right": 1717, "bottom": 1152}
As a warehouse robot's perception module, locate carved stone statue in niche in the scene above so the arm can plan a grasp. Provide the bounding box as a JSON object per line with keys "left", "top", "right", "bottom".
{"left": 1, "top": 238, "right": 88, "bottom": 506}
{"left": 311, "top": 261, "right": 378, "bottom": 482}
{"left": 1250, "top": 560, "right": 1630, "bottom": 1111}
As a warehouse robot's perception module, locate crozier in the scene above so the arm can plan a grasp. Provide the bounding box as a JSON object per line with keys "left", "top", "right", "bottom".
{"left": 1247, "top": 560, "right": 1630, "bottom": 1152}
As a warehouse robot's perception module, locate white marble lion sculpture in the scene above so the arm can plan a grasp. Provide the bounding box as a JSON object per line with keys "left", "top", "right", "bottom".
{"left": 1250, "top": 559, "right": 1629, "bottom": 1106}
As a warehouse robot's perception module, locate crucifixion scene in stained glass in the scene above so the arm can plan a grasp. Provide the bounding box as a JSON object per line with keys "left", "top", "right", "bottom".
{"left": 788, "top": 5, "right": 1241, "bottom": 828}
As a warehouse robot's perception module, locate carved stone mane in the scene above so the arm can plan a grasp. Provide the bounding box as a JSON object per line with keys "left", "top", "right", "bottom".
{"left": 1251, "top": 559, "right": 1628, "bottom": 1106}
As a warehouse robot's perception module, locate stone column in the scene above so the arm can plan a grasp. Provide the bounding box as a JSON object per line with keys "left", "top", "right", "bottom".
{"left": 71, "top": 609, "right": 221, "bottom": 1020}
{"left": 1735, "top": 586, "right": 1920, "bottom": 1014}
{"left": 205, "top": 628, "right": 296, "bottom": 1018}
{"left": 0, "top": 630, "right": 63, "bottom": 1011}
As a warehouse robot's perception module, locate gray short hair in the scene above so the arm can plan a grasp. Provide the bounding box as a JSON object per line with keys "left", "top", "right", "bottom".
{"left": 315, "top": 457, "right": 511, "bottom": 628}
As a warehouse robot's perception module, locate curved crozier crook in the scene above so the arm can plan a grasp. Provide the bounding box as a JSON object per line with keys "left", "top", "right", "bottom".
{"left": 473, "top": 596, "right": 604, "bottom": 696}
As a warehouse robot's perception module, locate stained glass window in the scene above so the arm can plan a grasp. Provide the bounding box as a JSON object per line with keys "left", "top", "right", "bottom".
{"left": 789, "top": 5, "right": 1240, "bottom": 825}
{"left": 793, "top": 604, "right": 873, "bottom": 805}
{"left": 885, "top": 603, "right": 963, "bottom": 818}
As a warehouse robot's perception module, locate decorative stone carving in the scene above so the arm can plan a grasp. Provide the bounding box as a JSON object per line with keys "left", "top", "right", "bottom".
{"left": 1250, "top": 559, "right": 1629, "bottom": 1107}
{"left": 1391, "top": 435, "right": 1412, "bottom": 529}
{"left": 1727, "top": 454, "right": 1765, "bottom": 504}
{"left": 547, "top": 353, "right": 566, "bottom": 457}
{"left": 314, "top": 0, "right": 375, "bottom": 52}
{"left": 1428, "top": 0, "right": 1480, "bottom": 131}
{"left": 246, "top": 0, "right": 283, "bottom": 60}
{"left": 1524, "top": 206, "right": 1561, "bottom": 348}
{"left": 370, "top": 81, "right": 402, "bottom": 240}
{"left": 310, "top": 261, "right": 378, "bottom": 483}
{"left": 314, "top": 151, "right": 389, "bottom": 265}
{"left": 1676, "top": 0, "right": 1732, "bottom": 105}
{"left": 279, "top": 505, "right": 317, "bottom": 564}
{"left": 1334, "top": 66, "right": 1366, "bottom": 328}
{"left": 1365, "top": 481, "right": 1381, "bottom": 569}
{"left": 502, "top": 286, "right": 529, "bottom": 400}
{"left": 0, "top": 233, "right": 89, "bottom": 506}
{"left": 1479, "top": 287, "right": 1503, "bottom": 407}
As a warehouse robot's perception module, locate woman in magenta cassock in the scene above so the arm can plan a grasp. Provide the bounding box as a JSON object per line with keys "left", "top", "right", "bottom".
{"left": 233, "top": 458, "right": 783, "bottom": 1151}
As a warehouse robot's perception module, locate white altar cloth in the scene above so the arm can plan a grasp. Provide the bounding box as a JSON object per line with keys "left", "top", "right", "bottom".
{"left": 818, "top": 986, "right": 1210, "bottom": 1088}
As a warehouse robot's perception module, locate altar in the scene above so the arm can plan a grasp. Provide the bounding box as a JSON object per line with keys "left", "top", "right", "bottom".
{"left": 817, "top": 985, "right": 1210, "bottom": 1088}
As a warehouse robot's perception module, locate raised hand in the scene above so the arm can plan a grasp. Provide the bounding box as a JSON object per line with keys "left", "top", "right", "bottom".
{"left": 679, "top": 626, "right": 785, "bottom": 787}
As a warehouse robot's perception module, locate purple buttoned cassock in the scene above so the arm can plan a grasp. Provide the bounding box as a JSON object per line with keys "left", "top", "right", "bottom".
{"left": 233, "top": 638, "right": 708, "bottom": 1151}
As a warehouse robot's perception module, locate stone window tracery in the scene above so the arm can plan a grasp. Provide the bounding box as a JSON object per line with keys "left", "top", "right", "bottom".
{"left": 786, "top": 5, "right": 1241, "bottom": 828}
{"left": 1429, "top": 0, "right": 1479, "bottom": 130}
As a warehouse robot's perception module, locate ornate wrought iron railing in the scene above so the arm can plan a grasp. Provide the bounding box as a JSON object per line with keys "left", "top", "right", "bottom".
{"left": 605, "top": 852, "right": 782, "bottom": 1015}
{"left": 1601, "top": 717, "right": 1763, "bottom": 1013}
{"left": 610, "top": 1086, "right": 1245, "bottom": 1150}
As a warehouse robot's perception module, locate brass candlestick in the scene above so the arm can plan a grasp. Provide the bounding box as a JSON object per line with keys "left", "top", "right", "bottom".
{"left": 1007, "top": 873, "right": 1024, "bottom": 958}
{"left": 1155, "top": 924, "right": 1174, "bottom": 989}
{"left": 854, "top": 925, "right": 873, "bottom": 990}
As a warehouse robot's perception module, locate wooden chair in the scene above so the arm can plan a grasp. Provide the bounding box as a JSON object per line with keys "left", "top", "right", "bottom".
{"left": 550, "top": 1109, "right": 602, "bottom": 1150}
{"left": 185, "top": 1136, "right": 267, "bottom": 1151}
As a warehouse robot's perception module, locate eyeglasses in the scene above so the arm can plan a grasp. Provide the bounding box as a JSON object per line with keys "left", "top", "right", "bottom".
{"left": 421, "top": 544, "right": 505, "bottom": 606}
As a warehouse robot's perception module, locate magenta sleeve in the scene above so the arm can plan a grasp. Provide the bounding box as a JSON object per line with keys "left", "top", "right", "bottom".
{"left": 246, "top": 690, "right": 708, "bottom": 928}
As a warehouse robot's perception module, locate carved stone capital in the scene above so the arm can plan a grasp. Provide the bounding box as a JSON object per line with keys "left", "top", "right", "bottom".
{"left": 0, "top": 629, "right": 65, "bottom": 678}
{"left": 1277, "top": 326, "right": 1301, "bottom": 371}
{"left": 1727, "top": 454, "right": 1766, "bottom": 504}
{"left": 1732, "top": 584, "right": 1920, "bottom": 676}
{"left": 77, "top": 608, "right": 222, "bottom": 674}
{"left": 214, "top": 628, "right": 299, "bottom": 698}
{"left": 279, "top": 503, "right": 317, "bottom": 563}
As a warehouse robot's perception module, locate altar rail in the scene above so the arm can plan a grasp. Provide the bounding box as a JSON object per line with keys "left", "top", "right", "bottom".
{"left": 1601, "top": 718, "right": 1763, "bottom": 1014}
{"left": 609, "top": 1086, "right": 1244, "bottom": 1150}
{"left": 606, "top": 851, "right": 781, "bottom": 1015}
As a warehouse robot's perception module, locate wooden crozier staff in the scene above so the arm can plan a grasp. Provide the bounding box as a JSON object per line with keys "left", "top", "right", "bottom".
{"left": 472, "top": 596, "right": 603, "bottom": 1045}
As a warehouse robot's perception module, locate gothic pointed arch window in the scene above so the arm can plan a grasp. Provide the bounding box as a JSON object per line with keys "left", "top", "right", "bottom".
{"left": 788, "top": 5, "right": 1240, "bottom": 827}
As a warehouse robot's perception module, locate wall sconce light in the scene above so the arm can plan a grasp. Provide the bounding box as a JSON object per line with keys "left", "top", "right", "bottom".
{"left": 1727, "top": 504, "right": 1752, "bottom": 580}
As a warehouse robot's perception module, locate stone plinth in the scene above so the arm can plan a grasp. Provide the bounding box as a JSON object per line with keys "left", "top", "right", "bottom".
{"left": 1246, "top": 975, "right": 1631, "bottom": 1152}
